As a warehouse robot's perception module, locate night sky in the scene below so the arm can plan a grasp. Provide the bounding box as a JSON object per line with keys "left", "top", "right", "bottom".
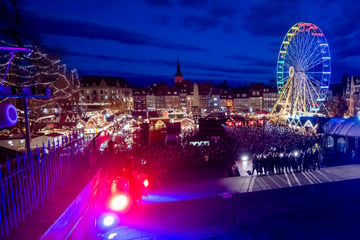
{"left": 0, "top": 0, "right": 359, "bottom": 87}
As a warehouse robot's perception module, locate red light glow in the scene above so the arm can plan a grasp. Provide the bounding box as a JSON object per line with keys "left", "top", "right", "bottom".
{"left": 250, "top": 121, "right": 254, "bottom": 125}
{"left": 109, "top": 194, "right": 129, "bottom": 211}
{"left": 143, "top": 179, "right": 149, "bottom": 188}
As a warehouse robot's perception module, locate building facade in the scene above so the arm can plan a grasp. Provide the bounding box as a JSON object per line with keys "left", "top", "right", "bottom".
{"left": 80, "top": 76, "right": 133, "bottom": 112}
{"left": 344, "top": 75, "right": 360, "bottom": 116}
{"left": 233, "top": 90, "right": 250, "bottom": 112}
{"left": 133, "top": 87, "right": 147, "bottom": 113}
{"left": 198, "top": 82, "right": 213, "bottom": 112}
{"left": 263, "top": 86, "right": 278, "bottom": 112}
{"left": 249, "top": 83, "right": 264, "bottom": 112}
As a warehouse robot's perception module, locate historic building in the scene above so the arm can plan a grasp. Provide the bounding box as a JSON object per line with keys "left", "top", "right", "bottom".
{"left": 174, "top": 57, "right": 184, "bottom": 84}
{"left": 79, "top": 76, "right": 133, "bottom": 112}
{"left": 145, "top": 86, "right": 156, "bottom": 112}
{"left": 208, "top": 88, "right": 221, "bottom": 112}
{"left": 219, "top": 88, "right": 233, "bottom": 112}
{"left": 198, "top": 82, "right": 213, "bottom": 112}
{"left": 263, "top": 86, "right": 278, "bottom": 112}
{"left": 249, "top": 83, "right": 264, "bottom": 112}
{"left": 155, "top": 85, "right": 167, "bottom": 111}
{"left": 164, "top": 86, "right": 180, "bottom": 111}
{"left": 133, "top": 87, "right": 147, "bottom": 112}
{"left": 344, "top": 75, "right": 360, "bottom": 116}
{"left": 233, "top": 89, "right": 250, "bottom": 112}
{"left": 176, "top": 80, "right": 193, "bottom": 112}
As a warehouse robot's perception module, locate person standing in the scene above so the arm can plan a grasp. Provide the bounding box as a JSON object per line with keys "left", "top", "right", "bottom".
{"left": 252, "top": 153, "right": 258, "bottom": 175}
{"left": 313, "top": 148, "right": 320, "bottom": 170}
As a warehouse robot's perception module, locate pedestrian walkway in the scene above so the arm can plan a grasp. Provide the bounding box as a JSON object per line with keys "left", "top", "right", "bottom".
{"left": 145, "top": 164, "right": 360, "bottom": 203}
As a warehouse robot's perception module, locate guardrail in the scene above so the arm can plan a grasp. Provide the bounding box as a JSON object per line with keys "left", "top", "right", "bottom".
{"left": 40, "top": 168, "right": 102, "bottom": 240}
{"left": 0, "top": 130, "right": 92, "bottom": 238}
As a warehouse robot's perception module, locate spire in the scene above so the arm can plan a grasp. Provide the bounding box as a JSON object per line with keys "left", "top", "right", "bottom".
{"left": 175, "top": 57, "right": 183, "bottom": 77}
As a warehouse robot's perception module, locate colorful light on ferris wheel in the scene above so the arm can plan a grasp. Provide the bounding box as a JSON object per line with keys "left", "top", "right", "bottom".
{"left": 273, "top": 22, "right": 331, "bottom": 118}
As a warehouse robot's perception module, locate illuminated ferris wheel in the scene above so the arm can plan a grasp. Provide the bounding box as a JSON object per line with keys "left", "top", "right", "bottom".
{"left": 272, "top": 22, "right": 331, "bottom": 119}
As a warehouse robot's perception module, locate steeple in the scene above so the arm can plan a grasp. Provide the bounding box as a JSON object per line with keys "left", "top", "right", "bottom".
{"left": 175, "top": 57, "right": 182, "bottom": 77}
{"left": 174, "top": 57, "right": 184, "bottom": 83}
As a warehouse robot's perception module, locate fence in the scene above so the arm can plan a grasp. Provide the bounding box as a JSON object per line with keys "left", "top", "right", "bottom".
{"left": 0, "top": 130, "right": 92, "bottom": 238}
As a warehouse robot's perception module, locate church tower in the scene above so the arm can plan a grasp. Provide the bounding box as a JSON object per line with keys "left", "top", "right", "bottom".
{"left": 174, "top": 57, "right": 184, "bottom": 84}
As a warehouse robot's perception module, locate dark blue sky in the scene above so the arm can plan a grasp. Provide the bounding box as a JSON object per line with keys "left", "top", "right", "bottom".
{"left": 0, "top": 0, "right": 359, "bottom": 87}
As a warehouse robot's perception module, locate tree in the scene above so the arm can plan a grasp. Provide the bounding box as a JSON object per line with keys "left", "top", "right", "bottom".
{"left": 326, "top": 95, "right": 348, "bottom": 118}
{"left": 0, "top": 44, "right": 85, "bottom": 136}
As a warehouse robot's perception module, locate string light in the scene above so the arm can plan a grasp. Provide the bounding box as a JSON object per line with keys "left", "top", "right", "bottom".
{"left": 0, "top": 42, "right": 85, "bottom": 128}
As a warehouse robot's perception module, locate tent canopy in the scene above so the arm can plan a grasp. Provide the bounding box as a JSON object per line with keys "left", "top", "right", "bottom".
{"left": 323, "top": 118, "right": 360, "bottom": 137}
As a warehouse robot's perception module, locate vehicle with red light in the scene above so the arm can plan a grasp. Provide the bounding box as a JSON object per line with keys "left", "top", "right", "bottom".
{"left": 94, "top": 172, "right": 150, "bottom": 236}
{"left": 108, "top": 176, "right": 131, "bottom": 212}
{"left": 94, "top": 176, "right": 131, "bottom": 235}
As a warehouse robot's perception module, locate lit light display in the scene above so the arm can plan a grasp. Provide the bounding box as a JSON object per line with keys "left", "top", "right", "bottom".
{"left": 271, "top": 22, "right": 331, "bottom": 119}
{"left": 0, "top": 42, "right": 85, "bottom": 131}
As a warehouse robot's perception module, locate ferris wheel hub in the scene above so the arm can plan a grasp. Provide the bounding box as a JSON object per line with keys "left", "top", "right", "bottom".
{"left": 289, "top": 66, "right": 295, "bottom": 78}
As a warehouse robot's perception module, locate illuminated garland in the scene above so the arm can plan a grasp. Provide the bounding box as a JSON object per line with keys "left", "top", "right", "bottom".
{"left": 0, "top": 42, "right": 85, "bottom": 127}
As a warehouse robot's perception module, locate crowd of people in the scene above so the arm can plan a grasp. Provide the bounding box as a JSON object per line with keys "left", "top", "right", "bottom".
{"left": 99, "top": 120, "right": 323, "bottom": 181}
{"left": 180, "top": 123, "right": 322, "bottom": 176}
{"left": 251, "top": 148, "right": 320, "bottom": 176}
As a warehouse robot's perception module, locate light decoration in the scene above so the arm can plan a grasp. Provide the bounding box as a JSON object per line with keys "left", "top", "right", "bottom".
{"left": 109, "top": 194, "right": 129, "bottom": 211}
{"left": 108, "top": 233, "right": 118, "bottom": 239}
{"left": 143, "top": 179, "right": 149, "bottom": 188}
{"left": 241, "top": 155, "right": 249, "bottom": 161}
{"left": 0, "top": 41, "right": 86, "bottom": 131}
{"left": 271, "top": 22, "right": 331, "bottom": 123}
{"left": 103, "top": 215, "right": 115, "bottom": 227}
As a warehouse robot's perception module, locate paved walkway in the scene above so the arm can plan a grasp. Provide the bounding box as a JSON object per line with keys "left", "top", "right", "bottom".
{"left": 145, "top": 164, "right": 360, "bottom": 203}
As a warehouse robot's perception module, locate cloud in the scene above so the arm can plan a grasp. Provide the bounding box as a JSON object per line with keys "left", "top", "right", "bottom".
{"left": 64, "top": 51, "right": 273, "bottom": 76}
{"left": 228, "top": 54, "right": 274, "bottom": 68}
{"left": 62, "top": 50, "right": 273, "bottom": 85}
{"left": 10, "top": 13, "right": 207, "bottom": 52}
{"left": 239, "top": 0, "right": 301, "bottom": 37}
{"left": 152, "top": 15, "right": 172, "bottom": 26}
{"left": 208, "top": 6, "right": 236, "bottom": 19}
{"left": 145, "top": 0, "right": 173, "bottom": 7}
{"left": 63, "top": 51, "right": 176, "bottom": 67}
{"left": 81, "top": 69, "right": 172, "bottom": 86}
{"left": 182, "top": 14, "right": 218, "bottom": 31}
{"left": 180, "top": 0, "right": 209, "bottom": 8}
{"left": 181, "top": 2, "right": 238, "bottom": 32}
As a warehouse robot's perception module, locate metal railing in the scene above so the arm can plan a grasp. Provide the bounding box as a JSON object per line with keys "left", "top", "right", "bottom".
{"left": 0, "top": 130, "right": 92, "bottom": 238}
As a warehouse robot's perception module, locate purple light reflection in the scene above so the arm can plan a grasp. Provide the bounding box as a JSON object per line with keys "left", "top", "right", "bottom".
{"left": 0, "top": 46, "right": 33, "bottom": 52}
